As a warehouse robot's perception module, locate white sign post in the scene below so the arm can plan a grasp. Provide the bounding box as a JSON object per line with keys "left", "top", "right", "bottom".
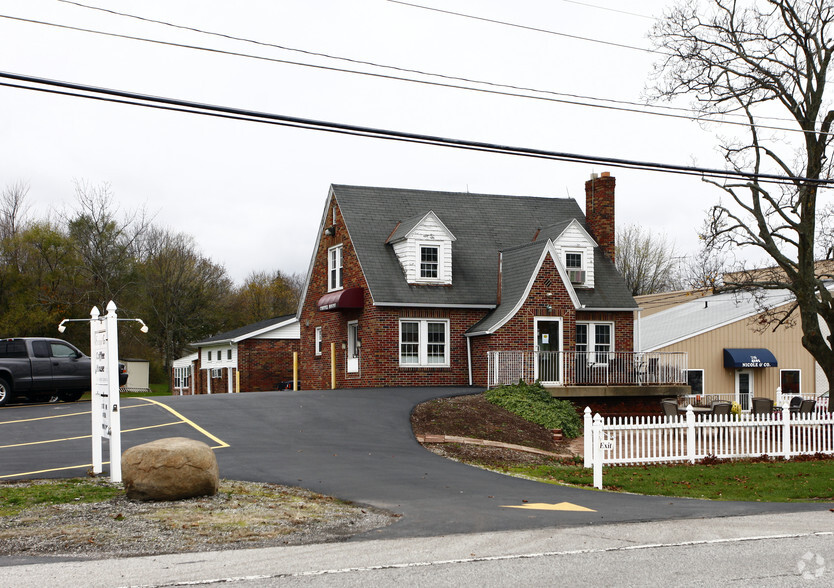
{"left": 90, "top": 301, "right": 122, "bottom": 483}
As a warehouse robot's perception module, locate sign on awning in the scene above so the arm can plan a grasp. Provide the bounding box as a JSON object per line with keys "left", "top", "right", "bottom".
{"left": 723, "top": 348, "right": 778, "bottom": 368}
{"left": 317, "top": 287, "right": 364, "bottom": 311}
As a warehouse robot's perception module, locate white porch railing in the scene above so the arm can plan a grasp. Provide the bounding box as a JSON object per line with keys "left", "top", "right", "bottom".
{"left": 487, "top": 350, "right": 687, "bottom": 388}
{"left": 584, "top": 405, "right": 834, "bottom": 489}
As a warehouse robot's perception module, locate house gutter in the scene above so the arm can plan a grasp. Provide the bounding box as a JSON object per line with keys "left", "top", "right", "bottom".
{"left": 373, "top": 301, "right": 496, "bottom": 309}
{"left": 579, "top": 307, "right": 641, "bottom": 312}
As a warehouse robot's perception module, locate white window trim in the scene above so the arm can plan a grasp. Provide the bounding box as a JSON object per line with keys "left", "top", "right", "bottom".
{"left": 398, "top": 318, "right": 450, "bottom": 368}
{"left": 565, "top": 250, "right": 584, "bottom": 270}
{"left": 576, "top": 321, "right": 614, "bottom": 364}
{"left": 414, "top": 241, "right": 448, "bottom": 284}
{"left": 328, "top": 244, "right": 343, "bottom": 292}
{"left": 315, "top": 326, "right": 323, "bottom": 356}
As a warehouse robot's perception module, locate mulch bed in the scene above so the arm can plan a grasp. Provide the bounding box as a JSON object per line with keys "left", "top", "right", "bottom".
{"left": 410, "top": 394, "right": 579, "bottom": 468}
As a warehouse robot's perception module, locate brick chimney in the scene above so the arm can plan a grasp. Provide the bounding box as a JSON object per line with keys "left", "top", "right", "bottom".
{"left": 585, "top": 171, "right": 615, "bottom": 262}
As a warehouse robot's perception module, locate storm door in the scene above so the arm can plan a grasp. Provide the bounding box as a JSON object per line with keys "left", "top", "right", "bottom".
{"left": 735, "top": 370, "right": 753, "bottom": 411}
{"left": 347, "top": 321, "right": 360, "bottom": 374}
{"left": 535, "top": 319, "right": 561, "bottom": 384}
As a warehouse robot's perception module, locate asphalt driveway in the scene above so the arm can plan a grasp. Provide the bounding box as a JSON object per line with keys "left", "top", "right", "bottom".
{"left": 1, "top": 387, "right": 829, "bottom": 539}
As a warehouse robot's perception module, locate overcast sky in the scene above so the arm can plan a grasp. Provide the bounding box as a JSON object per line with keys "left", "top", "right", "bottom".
{"left": 1, "top": 0, "right": 746, "bottom": 284}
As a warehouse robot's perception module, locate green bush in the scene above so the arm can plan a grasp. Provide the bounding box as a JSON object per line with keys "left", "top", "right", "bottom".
{"left": 485, "top": 381, "right": 582, "bottom": 438}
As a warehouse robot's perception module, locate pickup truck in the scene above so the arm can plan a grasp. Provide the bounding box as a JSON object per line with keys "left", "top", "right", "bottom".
{"left": 0, "top": 337, "right": 128, "bottom": 407}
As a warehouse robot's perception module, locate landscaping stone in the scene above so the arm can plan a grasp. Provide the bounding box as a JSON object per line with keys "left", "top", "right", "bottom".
{"left": 122, "top": 437, "right": 219, "bottom": 501}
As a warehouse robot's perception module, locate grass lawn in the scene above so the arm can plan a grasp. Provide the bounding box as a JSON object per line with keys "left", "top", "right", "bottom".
{"left": 509, "top": 456, "right": 834, "bottom": 501}
{"left": 0, "top": 479, "right": 121, "bottom": 516}
{"left": 78, "top": 383, "right": 172, "bottom": 402}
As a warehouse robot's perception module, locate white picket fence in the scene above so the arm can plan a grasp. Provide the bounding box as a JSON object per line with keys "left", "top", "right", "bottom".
{"left": 583, "top": 405, "right": 834, "bottom": 489}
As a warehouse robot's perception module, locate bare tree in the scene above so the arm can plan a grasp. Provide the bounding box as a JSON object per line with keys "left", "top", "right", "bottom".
{"left": 0, "top": 181, "right": 31, "bottom": 271}
{"left": 615, "top": 224, "right": 681, "bottom": 295}
{"left": 64, "top": 181, "right": 152, "bottom": 309}
{"left": 137, "top": 227, "right": 233, "bottom": 383}
{"left": 232, "top": 270, "right": 303, "bottom": 324}
{"left": 649, "top": 0, "right": 834, "bottom": 402}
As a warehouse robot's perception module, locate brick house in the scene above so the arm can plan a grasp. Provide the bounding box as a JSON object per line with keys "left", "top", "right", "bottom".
{"left": 298, "top": 173, "right": 687, "bottom": 411}
{"left": 172, "top": 315, "right": 300, "bottom": 394}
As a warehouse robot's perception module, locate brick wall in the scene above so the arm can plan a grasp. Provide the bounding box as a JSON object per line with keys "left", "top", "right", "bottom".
{"left": 237, "top": 338, "right": 300, "bottom": 391}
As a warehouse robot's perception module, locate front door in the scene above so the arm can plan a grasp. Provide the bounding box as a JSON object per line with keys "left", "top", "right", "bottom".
{"left": 535, "top": 319, "right": 561, "bottom": 384}
{"left": 347, "top": 321, "right": 359, "bottom": 374}
{"left": 736, "top": 369, "right": 753, "bottom": 411}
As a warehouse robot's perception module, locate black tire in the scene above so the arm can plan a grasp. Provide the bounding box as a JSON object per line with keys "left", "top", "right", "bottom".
{"left": 0, "top": 377, "right": 11, "bottom": 407}
{"left": 58, "top": 390, "right": 84, "bottom": 403}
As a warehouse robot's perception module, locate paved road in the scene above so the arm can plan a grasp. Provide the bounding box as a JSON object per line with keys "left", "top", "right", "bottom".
{"left": 1, "top": 387, "right": 830, "bottom": 540}
{"left": 2, "top": 511, "right": 831, "bottom": 587}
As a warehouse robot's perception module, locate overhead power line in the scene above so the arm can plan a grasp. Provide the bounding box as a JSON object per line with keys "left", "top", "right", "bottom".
{"left": 555, "top": 0, "right": 655, "bottom": 20}
{"left": 0, "top": 70, "right": 829, "bottom": 187}
{"left": 51, "top": 2, "right": 689, "bottom": 115}
{"left": 14, "top": 5, "right": 813, "bottom": 133}
{"left": 387, "top": 0, "right": 667, "bottom": 55}
{"left": 0, "top": 13, "right": 814, "bottom": 137}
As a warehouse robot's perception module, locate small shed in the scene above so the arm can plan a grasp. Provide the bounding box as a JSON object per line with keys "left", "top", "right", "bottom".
{"left": 120, "top": 358, "right": 151, "bottom": 393}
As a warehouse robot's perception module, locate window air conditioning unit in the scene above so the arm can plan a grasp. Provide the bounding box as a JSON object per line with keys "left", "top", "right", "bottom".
{"left": 568, "top": 269, "right": 585, "bottom": 284}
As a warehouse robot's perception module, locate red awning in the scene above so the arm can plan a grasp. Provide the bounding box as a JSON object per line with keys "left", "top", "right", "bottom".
{"left": 317, "top": 287, "right": 364, "bottom": 311}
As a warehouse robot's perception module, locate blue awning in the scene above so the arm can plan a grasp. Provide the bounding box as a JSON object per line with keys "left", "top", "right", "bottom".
{"left": 723, "top": 348, "right": 778, "bottom": 368}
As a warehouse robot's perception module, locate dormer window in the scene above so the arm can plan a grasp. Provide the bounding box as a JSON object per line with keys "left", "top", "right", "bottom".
{"left": 420, "top": 245, "right": 439, "bottom": 279}
{"left": 565, "top": 251, "right": 586, "bottom": 285}
{"left": 387, "top": 211, "right": 456, "bottom": 286}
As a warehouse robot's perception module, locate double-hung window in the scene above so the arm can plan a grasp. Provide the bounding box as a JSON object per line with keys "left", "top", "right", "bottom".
{"left": 399, "top": 319, "right": 449, "bottom": 367}
{"left": 565, "top": 252, "right": 583, "bottom": 270}
{"left": 576, "top": 322, "right": 612, "bottom": 364}
{"left": 420, "top": 245, "right": 439, "bottom": 279}
{"left": 328, "top": 245, "right": 343, "bottom": 291}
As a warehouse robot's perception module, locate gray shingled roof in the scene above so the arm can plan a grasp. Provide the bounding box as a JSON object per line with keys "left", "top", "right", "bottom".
{"left": 194, "top": 314, "right": 296, "bottom": 345}
{"left": 468, "top": 240, "right": 549, "bottom": 333}
{"left": 333, "top": 185, "right": 636, "bottom": 310}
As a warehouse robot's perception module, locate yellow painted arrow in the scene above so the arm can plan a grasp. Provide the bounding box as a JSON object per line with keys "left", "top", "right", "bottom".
{"left": 501, "top": 502, "right": 596, "bottom": 512}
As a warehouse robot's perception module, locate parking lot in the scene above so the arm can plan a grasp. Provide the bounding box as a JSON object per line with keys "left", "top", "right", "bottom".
{"left": 2, "top": 389, "right": 828, "bottom": 541}
{"left": 0, "top": 398, "right": 228, "bottom": 480}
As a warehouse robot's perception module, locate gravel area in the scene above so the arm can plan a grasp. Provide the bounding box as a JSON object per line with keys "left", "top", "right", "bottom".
{"left": 0, "top": 479, "right": 397, "bottom": 559}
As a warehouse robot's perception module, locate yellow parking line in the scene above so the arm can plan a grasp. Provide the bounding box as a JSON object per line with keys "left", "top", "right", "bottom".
{"left": 0, "top": 421, "right": 186, "bottom": 450}
{"left": 0, "top": 402, "right": 146, "bottom": 425}
{"left": 0, "top": 410, "right": 92, "bottom": 424}
{"left": 138, "top": 397, "right": 229, "bottom": 449}
{"left": 0, "top": 433, "right": 91, "bottom": 450}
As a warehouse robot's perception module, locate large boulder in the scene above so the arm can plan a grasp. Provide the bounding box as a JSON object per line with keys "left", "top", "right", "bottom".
{"left": 122, "top": 437, "right": 219, "bottom": 501}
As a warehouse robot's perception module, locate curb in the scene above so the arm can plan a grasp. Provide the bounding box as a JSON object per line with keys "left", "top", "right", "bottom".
{"left": 415, "top": 434, "right": 572, "bottom": 458}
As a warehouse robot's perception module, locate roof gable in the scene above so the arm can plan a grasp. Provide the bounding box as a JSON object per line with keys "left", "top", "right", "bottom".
{"left": 194, "top": 315, "right": 298, "bottom": 345}
{"left": 386, "top": 211, "right": 456, "bottom": 244}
